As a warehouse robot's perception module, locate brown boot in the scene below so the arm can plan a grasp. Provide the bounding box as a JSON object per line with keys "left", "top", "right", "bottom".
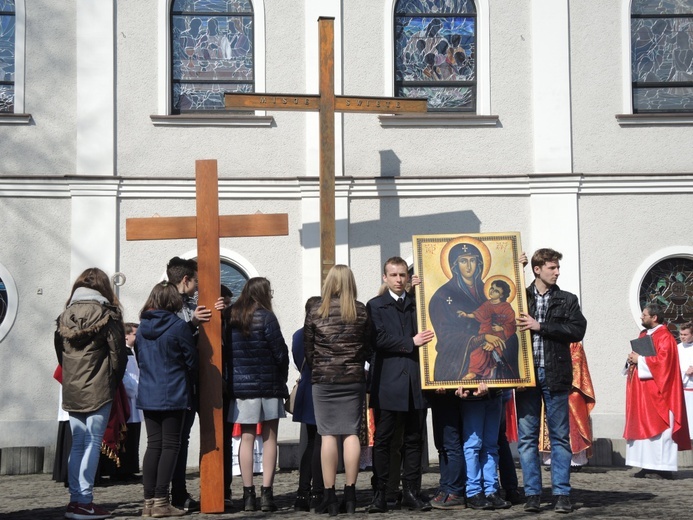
{"left": 151, "top": 496, "right": 185, "bottom": 518}
{"left": 142, "top": 498, "right": 154, "bottom": 517}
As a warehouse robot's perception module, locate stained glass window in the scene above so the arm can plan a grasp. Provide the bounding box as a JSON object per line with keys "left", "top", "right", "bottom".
{"left": 631, "top": 0, "right": 693, "bottom": 112}
{"left": 171, "top": 0, "right": 254, "bottom": 113}
{"left": 639, "top": 256, "right": 693, "bottom": 340}
{"left": 220, "top": 260, "right": 248, "bottom": 303}
{"left": 394, "top": 0, "right": 476, "bottom": 111}
{"left": 0, "top": 277, "right": 7, "bottom": 325}
{"left": 0, "top": 0, "right": 15, "bottom": 113}
{"left": 188, "top": 260, "right": 248, "bottom": 307}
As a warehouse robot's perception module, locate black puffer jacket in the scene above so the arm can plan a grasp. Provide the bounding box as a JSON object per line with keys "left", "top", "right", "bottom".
{"left": 526, "top": 282, "right": 587, "bottom": 392}
{"left": 226, "top": 308, "right": 289, "bottom": 399}
{"left": 304, "top": 298, "right": 372, "bottom": 385}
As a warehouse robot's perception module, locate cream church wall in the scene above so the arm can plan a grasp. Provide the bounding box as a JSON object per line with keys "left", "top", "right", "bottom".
{"left": 0, "top": 197, "right": 72, "bottom": 446}
{"left": 570, "top": 1, "right": 693, "bottom": 174}
{"left": 348, "top": 194, "right": 532, "bottom": 299}
{"left": 578, "top": 192, "right": 693, "bottom": 439}
{"left": 115, "top": 1, "right": 308, "bottom": 178}
{"left": 0, "top": 1, "right": 77, "bottom": 175}
{"left": 341, "top": 1, "right": 534, "bottom": 177}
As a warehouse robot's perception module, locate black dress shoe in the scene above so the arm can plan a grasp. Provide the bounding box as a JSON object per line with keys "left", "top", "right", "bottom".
{"left": 400, "top": 488, "right": 430, "bottom": 511}
{"left": 466, "top": 493, "right": 493, "bottom": 510}
{"left": 505, "top": 488, "right": 523, "bottom": 505}
{"left": 524, "top": 495, "right": 541, "bottom": 513}
{"left": 367, "top": 491, "right": 387, "bottom": 514}
{"left": 554, "top": 495, "right": 572, "bottom": 514}
{"left": 486, "top": 493, "right": 511, "bottom": 509}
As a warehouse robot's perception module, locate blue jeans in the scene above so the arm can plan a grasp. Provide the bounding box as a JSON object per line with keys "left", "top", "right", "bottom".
{"left": 462, "top": 394, "right": 502, "bottom": 497}
{"left": 429, "top": 392, "right": 465, "bottom": 496}
{"left": 68, "top": 402, "right": 112, "bottom": 504}
{"left": 515, "top": 366, "right": 571, "bottom": 497}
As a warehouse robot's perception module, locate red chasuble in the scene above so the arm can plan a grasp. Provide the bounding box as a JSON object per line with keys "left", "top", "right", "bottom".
{"left": 624, "top": 326, "right": 691, "bottom": 450}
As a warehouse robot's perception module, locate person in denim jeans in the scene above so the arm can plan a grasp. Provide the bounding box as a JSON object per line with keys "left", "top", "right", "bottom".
{"left": 517, "top": 249, "right": 587, "bottom": 514}
{"left": 457, "top": 383, "right": 510, "bottom": 510}
{"left": 54, "top": 268, "right": 127, "bottom": 520}
{"left": 428, "top": 389, "right": 466, "bottom": 509}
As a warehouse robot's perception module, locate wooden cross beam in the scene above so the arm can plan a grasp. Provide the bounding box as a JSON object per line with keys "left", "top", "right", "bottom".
{"left": 126, "top": 159, "right": 289, "bottom": 513}
{"left": 225, "top": 17, "right": 427, "bottom": 283}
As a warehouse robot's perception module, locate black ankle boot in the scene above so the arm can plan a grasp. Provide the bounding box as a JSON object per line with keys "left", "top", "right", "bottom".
{"left": 341, "top": 484, "right": 356, "bottom": 514}
{"left": 261, "top": 486, "right": 277, "bottom": 512}
{"left": 294, "top": 491, "right": 310, "bottom": 512}
{"left": 243, "top": 486, "right": 256, "bottom": 512}
{"left": 310, "top": 491, "right": 324, "bottom": 513}
{"left": 316, "top": 486, "right": 339, "bottom": 516}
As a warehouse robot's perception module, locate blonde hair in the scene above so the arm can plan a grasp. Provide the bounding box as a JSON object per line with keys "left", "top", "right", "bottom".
{"left": 318, "top": 265, "right": 358, "bottom": 323}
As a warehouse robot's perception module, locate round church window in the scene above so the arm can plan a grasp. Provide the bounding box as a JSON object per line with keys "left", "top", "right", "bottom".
{"left": 639, "top": 256, "right": 693, "bottom": 339}
{"left": 221, "top": 260, "right": 248, "bottom": 303}
{"left": 0, "top": 263, "right": 18, "bottom": 342}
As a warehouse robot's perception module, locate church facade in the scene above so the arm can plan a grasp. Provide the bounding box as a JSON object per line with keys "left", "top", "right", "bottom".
{"left": 1, "top": 0, "right": 693, "bottom": 467}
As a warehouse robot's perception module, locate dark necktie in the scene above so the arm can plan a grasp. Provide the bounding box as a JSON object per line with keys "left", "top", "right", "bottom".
{"left": 397, "top": 297, "right": 405, "bottom": 311}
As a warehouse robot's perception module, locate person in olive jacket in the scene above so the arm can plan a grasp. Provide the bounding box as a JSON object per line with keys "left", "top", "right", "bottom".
{"left": 55, "top": 268, "right": 127, "bottom": 520}
{"left": 136, "top": 281, "right": 198, "bottom": 518}
{"left": 225, "top": 277, "right": 289, "bottom": 512}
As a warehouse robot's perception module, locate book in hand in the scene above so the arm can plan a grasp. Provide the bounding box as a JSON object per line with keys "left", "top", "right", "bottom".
{"left": 630, "top": 335, "right": 656, "bottom": 357}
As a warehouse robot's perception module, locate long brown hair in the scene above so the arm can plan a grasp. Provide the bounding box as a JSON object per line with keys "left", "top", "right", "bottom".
{"left": 66, "top": 268, "right": 121, "bottom": 314}
{"left": 229, "top": 277, "right": 273, "bottom": 337}
{"left": 140, "top": 281, "right": 183, "bottom": 318}
{"left": 318, "top": 265, "right": 358, "bottom": 323}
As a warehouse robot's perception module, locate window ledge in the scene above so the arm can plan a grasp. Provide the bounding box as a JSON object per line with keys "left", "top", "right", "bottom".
{"left": 0, "top": 113, "right": 32, "bottom": 125}
{"left": 379, "top": 113, "right": 499, "bottom": 127}
{"left": 150, "top": 114, "right": 274, "bottom": 127}
{"left": 616, "top": 113, "right": 693, "bottom": 126}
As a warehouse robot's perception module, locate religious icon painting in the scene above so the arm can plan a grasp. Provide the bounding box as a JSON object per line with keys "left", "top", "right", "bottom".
{"left": 413, "top": 232, "right": 535, "bottom": 390}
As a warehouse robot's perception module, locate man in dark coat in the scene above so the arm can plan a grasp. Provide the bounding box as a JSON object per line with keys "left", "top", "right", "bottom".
{"left": 366, "top": 256, "right": 435, "bottom": 512}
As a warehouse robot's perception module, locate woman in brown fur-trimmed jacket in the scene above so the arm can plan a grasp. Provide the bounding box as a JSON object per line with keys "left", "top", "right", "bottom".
{"left": 304, "top": 264, "right": 372, "bottom": 515}
{"left": 54, "top": 268, "right": 127, "bottom": 520}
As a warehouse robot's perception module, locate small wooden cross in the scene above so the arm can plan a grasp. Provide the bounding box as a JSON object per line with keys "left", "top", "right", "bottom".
{"left": 225, "top": 17, "right": 427, "bottom": 283}
{"left": 126, "top": 159, "right": 288, "bottom": 513}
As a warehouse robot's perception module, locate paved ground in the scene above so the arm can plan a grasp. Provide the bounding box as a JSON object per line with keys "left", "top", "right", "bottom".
{"left": 2, "top": 466, "right": 692, "bottom": 519}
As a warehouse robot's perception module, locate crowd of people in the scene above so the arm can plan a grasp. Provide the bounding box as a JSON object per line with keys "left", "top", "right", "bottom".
{"left": 52, "top": 248, "right": 693, "bottom": 519}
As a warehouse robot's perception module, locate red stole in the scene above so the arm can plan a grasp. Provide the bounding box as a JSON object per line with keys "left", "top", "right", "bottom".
{"left": 624, "top": 326, "right": 691, "bottom": 451}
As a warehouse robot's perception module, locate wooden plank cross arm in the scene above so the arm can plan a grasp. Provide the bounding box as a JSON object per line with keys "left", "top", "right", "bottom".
{"left": 224, "top": 17, "right": 427, "bottom": 284}
{"left": 126, "top": 159, "right": 288, "bottom": 513}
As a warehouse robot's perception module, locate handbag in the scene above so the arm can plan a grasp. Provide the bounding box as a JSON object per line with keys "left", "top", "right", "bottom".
{"left": 285, "top": 359, "right": 306, "bottom": 414}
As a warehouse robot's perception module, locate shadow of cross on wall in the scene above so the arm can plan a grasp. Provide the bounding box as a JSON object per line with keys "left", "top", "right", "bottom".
{"left": 298, "top": 149, "right": 482, "bottom": 271}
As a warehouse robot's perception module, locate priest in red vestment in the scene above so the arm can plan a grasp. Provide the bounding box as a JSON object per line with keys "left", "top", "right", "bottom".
{"left": 624, "top": 303, "right": 691, "bottom": 479}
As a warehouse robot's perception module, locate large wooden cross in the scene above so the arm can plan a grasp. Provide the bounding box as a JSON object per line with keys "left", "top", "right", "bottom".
{"left": 225, "top": 17, "right": 427, "bottom": 283}
{"left": 126, "top": 159, "right": 288, "bottom": 513}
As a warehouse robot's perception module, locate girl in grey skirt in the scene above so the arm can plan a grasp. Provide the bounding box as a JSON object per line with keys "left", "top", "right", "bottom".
{"left": 226, "top": 277, "right": 289, "bottom": 512}
{"left": 304, "top": 265, "right": 372, "bottom": 515}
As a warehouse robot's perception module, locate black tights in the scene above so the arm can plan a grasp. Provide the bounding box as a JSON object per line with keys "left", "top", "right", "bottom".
{"left": 143, "top": 410, "right": 185, "bottom": 499}
{"left": 297, "top": 424, "right": 324, "bottom": 495}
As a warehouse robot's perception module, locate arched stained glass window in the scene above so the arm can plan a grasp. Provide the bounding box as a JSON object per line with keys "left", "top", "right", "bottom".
{"left": 0, "top": 0, "right": 15, "bottom": 113}
{"left": 220, "top": 259, "right": 248, "bottom": 303}
{"left": 171, "top": 0, "right": 254, "bottom": 113}
{"left": 394, "top": 0, "right": 476, "bottom": 111}
{"left": 631, "top": 0, "right": 693, "bottom": 112}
